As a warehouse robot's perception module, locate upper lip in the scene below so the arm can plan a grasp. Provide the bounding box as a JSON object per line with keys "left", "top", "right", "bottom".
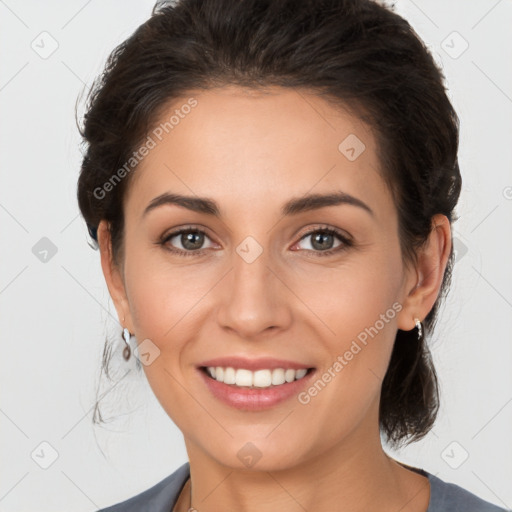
{"left": 198, "top": 356, "right": 315, "bottom": 372}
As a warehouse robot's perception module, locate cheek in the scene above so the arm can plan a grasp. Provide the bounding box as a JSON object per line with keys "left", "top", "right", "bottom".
{"left": 313, "top": 252, "right": 402, "bottom": 388}
{"left": 122, "top": 256, "right": 205, "bottom": 428}
{"left": 295, "top": 250, "right": 401, "bottom": 339}
{"left": 123, "top": 244, "right": 207, "bottom": 338}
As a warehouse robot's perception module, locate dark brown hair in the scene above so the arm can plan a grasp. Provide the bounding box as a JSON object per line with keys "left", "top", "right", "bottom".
{"left": 77, "top": 0, "right": 461, "bottom": 449}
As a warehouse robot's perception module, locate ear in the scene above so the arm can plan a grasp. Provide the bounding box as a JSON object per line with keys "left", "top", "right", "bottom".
{"left": 396, "top": 213, "right": 452, "bottom": 332}
{"left": 97, "top": 220, "right": 135, "bottom": 333}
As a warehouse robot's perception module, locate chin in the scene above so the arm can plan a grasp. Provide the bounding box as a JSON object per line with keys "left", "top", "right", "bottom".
{"left": 200, "top": 436, "right": 311, "bottom": 473}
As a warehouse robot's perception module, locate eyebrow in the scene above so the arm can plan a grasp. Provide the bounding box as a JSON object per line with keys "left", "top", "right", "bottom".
{"left": 142, "top": 191, "right": 374, "bottom": 219}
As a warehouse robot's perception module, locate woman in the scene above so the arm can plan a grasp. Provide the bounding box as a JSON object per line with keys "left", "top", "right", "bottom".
{"left": 77, "top": 0, "right": 509, "bottom": 511}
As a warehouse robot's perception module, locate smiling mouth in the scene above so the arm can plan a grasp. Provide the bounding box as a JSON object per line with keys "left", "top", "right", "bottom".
{"left": 199, "top": 366, "right": 316, "bottom": 389}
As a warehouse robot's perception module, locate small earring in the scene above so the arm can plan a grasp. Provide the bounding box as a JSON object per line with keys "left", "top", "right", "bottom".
{"left": 122, "top": 327, "right": 131, "bottom": 361}
{"left": 414, "top": 317, "right": 423, "bottom": 341}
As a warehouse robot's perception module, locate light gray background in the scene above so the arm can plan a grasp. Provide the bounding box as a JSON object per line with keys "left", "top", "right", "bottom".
{"left": 0, "top": 1, "right": 511, "bottom": 511}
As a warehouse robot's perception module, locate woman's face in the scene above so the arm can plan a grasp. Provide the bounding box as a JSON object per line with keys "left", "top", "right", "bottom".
{"left": 101, "top": 85, "right": 422, "bottom": 470}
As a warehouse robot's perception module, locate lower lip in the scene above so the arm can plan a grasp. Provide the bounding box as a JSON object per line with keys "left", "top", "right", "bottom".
{"left": 198, "top": 367, "right": 316, "bottom": 411}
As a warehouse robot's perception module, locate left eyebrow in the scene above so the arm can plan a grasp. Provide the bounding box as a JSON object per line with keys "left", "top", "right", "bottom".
{"left": 282, "top": 191, "right": 374, "bottom": 218}
{"left": 142, "top": 190, "right": 374, "bottom": 219}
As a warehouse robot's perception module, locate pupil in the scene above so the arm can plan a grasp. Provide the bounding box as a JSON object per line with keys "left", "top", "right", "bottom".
{"left": 312, "top": 232, "right": 333, "bottom": 250}
{"left": 183, "top": 231, "right": 203, "bottom": 250}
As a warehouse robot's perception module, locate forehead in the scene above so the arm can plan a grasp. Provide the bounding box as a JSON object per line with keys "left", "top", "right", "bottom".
{"left": 125, "top": 85, "right": 393, "bottom": 221}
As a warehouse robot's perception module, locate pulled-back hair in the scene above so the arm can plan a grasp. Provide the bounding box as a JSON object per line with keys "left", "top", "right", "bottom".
{"left": 77, "top": 0, "right": 461, "bottom": 449}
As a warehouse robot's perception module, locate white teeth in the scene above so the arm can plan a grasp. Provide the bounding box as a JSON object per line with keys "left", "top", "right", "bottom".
{"left": 295, "top": 369, "right": 307, "bottom": 379}
{"left": 207, "top": 366, "right": 310, "bottom": 388}
{"left": 285, "top": 369, "right": 295, "bottom": 382}
{"left": 253, "top": 369, "right": 272, "bottom": 387}
{"left": 223, "top": 367, "right": 236, "bottom": 384}
{"left": 235, "top": 369, "right": 253, "bottom": 387}
{"left": 271, "top": 368, "right": 285, "bottom": 385}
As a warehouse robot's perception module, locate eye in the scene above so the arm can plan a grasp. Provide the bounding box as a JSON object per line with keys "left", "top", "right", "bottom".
{"left": 293, "top": 226, "right": 353, "bottom": 256}
{"left": 159, "top": 226, "right": 217, "bottom": 257}
{"left": 158, "top": 225, "right": 353, "bottom": 258}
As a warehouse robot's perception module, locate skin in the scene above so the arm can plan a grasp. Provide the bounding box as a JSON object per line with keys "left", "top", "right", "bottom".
{"left": 98, "top": 85, "right": 451, "bottom": 512}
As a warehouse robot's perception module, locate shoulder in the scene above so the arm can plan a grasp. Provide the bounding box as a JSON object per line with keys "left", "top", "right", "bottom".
{"left": 427, "top": 472, "right": 510, "bottom": 512}
{"left": 96, "top": 461, "right": 190, "bottom": 512}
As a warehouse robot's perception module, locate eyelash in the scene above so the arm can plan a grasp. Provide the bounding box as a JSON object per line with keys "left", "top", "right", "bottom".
{"left": 158, "top": 225, "right": 353, "bottom": 258}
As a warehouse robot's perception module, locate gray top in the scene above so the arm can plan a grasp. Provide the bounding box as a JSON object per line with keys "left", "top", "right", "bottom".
{"left": 97, "top": 462, "right": 510, "bottom": 512}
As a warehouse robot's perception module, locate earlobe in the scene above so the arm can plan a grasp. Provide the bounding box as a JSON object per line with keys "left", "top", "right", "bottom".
{"left": 397, "top": 214, "right": 452, "bottom": 332}
{"left": 97, "top": 220, "right": 134, "bottom": 332}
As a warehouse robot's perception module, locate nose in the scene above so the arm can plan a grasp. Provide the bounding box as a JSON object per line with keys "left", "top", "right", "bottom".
{"left": 216, "top": 244, "right": 293, "bottom": 339}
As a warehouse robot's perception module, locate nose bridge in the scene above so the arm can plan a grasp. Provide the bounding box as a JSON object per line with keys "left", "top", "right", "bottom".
{"left": 216, "top": 233, "right": 291, "bottom": 337}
